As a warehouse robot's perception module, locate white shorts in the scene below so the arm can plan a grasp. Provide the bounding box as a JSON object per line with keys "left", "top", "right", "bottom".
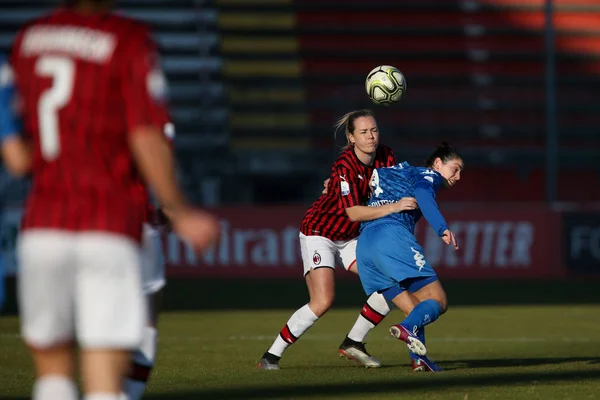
{"left": 298, "top": 232, "right": 357, "bottom": 276}
{"left": 17, "top": 230, "right": 146, "bottom": 350}
{"left": 140, "top": 223, "right": 166, "bottom": 295}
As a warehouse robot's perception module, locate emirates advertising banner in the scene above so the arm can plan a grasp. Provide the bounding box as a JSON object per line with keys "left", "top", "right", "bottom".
{"left": 164, "top": 206, "right": 564, "bottom": 280}
{"left": 1, "top": 206, "right": 564, "bottom": 279}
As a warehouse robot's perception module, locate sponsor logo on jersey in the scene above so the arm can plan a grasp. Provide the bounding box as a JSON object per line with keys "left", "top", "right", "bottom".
{"left": 370, "top": 170, "right": 383, "bottom": 197}
{"left": 340, "top": 175, "right": 350, "bottom": 196}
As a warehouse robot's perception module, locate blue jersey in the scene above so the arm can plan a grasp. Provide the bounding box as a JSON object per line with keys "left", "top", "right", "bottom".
{"left": 362, "top": 162, "right": 448, "bottom": 237}
{"left": 0, "top": 53, "right": 20, "bottom": 310}
{"left": 0, "top": 54, "right": 19, "bottom": 140}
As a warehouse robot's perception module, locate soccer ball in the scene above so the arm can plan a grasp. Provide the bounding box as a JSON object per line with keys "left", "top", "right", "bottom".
{"left": 365, "top": 65, "right": 406, "bottom": 105}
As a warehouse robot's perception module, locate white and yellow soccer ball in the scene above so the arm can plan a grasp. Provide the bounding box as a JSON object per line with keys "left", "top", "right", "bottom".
{"left": 365, "top": 65, "right": 406, "bottom": 105}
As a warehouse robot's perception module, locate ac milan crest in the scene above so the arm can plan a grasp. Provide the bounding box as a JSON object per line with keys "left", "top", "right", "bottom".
{"left": 312, "top": 251, "right": 321, "bottom": 265}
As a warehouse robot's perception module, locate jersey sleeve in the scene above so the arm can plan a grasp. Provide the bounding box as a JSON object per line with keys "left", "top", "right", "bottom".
{"left": 120, "top": 27, "right": 171, "bottom": 136}
{"left": 334, "top": 165, "right": 361, "bottom": 209}
{"left": 414, "top": 171, "right": 448, "bottom": 236}
{"left": 0, "top": 56, "right": 21, "bottom": 141}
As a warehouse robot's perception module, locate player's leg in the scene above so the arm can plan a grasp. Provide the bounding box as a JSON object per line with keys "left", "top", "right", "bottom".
{"left": 395, "top": 278, "right": 447, "bottom": 372}
{"left": 121, "top": 223, "right": 165, "bottom": 400}
{"left": 77, "top": 233, "right": 146, "bottom": 400}
{"left": 350, "top": 228, "right": 441, "bottom": 371}
{"left": 386, "top": 277, "right": 443, "bottom": 359}
{"left": 17, "top": 230, "right": 79, "bottom": 400}
{"left": 348, "top": 289, "right": 429, "bottom": 371}
{"left": 258, "top": 234, "right": 336, "bottom": 370}
{"left": 338, "top": 237, "right": 390, "bottom": 367}
{"left": 384, "top": 238, "right": 443, "bottom": 371}
{"left": 258, "top": 269, "right": 334, "bottom": 370}
{"left": 359, "top": 231, "right": 431, "bottom": 357}
{"left": 391, "top": 278, "right": 446, "bottom": 338}
{"left": 348, "top": 249, "right": 427, "bottom": 370}
{"left": 411, "top": 279, "right": 448, "bottom": 313}
{"left": 120, "top": 292, "right": 161, "bottom": 400}
{"left": 390, "top": 275, "right": 447, "bottom": 350}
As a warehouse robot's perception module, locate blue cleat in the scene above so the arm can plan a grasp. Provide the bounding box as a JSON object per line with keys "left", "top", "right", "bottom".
{"left": 412, "top": 355, "right": 443, "bottom": 372}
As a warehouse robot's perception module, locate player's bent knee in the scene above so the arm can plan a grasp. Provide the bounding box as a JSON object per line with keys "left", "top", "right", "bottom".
{"left": 309, "top": 300, "right": 334, "bottom": 317}
{"left": 434, "top": 297, "right": 448, "bottom": 314}
{"left": 29, "top": 341, "right": 76, "bottom": 378}
{"left": 309, "top": 295, "right": 334, "bottom": 317}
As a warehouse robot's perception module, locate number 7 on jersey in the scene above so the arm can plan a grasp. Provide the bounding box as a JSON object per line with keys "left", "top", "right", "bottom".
{"left": 35, "top": 56, "right": 75, "bottom": 161}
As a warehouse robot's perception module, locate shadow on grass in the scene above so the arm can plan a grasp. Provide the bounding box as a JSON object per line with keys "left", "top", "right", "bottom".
{"left": 141, "top": 368, "right": 600, "bottom": 399}
{"left": 438, "top": 356, "right": 600, "bottom": 371}
{"left": 4, "top": 358, "right": 599, "bottom": 400}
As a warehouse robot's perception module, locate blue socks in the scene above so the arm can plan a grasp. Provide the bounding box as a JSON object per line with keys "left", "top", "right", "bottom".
{"left": 401, "top": 299, "right": 442, "bottom": 335}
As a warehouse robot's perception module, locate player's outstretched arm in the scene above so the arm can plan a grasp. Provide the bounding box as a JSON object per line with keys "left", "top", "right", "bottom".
{"left": 129, "top": 129, "right": 219, "bottom": 252}
{"left": 414, "top": 182, "right": 458, "bottom": 249}
{"left": 129, "top": 129, "right": 186, "bottom": 214}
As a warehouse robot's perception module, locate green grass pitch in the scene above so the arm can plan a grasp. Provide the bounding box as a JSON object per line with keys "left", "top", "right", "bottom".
{"left": 2, "top": 303, "right": 600, "bottom": 400}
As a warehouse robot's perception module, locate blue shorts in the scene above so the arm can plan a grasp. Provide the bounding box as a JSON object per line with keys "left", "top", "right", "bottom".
{"left": 357, "top": 222, "right": 438, "bottom": 300}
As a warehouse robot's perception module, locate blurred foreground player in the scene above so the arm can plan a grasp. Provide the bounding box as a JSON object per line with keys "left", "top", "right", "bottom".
{"left": 10, "top": 1, "right": 219, "bottom": 400}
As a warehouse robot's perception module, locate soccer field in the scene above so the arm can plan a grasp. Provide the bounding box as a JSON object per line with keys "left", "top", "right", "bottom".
{"left": 1, "top": 304, "right": 600, "bottom": 400}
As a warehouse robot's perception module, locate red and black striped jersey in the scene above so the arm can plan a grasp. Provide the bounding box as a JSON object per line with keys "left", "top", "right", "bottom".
{"left": 300, "top": 145, "right": 396, "bottom": 241}
{"left": 11, "top": 8, "right": 170, "bottom": 242}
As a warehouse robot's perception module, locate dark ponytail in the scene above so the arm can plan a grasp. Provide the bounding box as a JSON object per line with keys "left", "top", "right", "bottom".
{"left": 425, "top": 142, "right": 462, "bottom": 168}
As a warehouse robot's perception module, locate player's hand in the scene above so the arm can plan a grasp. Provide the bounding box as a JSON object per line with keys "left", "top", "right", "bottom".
{"left": 441, "top": 229, "right": 459, "bottom": 250}
{"left": 322, "top": 178, "right": 330, "bottom": 195}
{"left": 170, "top": 208, "right": 220, "bottom": 252}
{"left": 391, "top": 197, "right": 418, "bottom": 212}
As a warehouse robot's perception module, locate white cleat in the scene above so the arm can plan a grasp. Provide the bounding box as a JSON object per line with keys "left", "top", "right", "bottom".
{"left": 389, "top": 325, "right": 427, "bottom": 356}
{"left": 338, "top": 338, "right": 382, "bottom": 368}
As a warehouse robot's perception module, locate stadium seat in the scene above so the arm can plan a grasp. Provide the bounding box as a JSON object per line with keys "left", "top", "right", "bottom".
{"left": 0, "top": 0, "right": 230, "bottom": 203}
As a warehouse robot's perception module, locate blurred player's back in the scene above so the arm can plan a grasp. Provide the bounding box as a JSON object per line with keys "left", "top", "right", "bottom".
{"left": 11, "top": 4, "right": 182, "bottom": 399}
{"left": 11, "top": 7, "right": 169, "bottom": 240}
